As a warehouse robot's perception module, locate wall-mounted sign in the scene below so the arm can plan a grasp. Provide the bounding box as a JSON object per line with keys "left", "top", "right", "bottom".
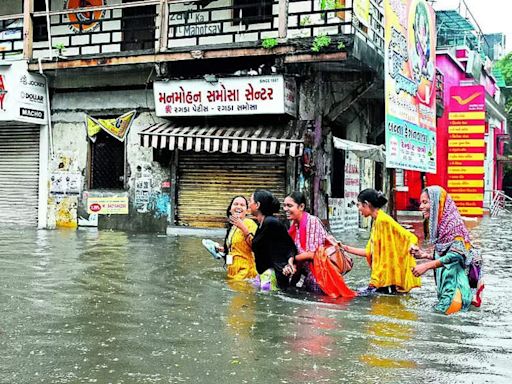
{"left": 87, "top": 196, "right": 129, "bottom": 215}
{"left": 154, "top": 75, "right": 296, "bottom": 117}
{"left": 0, "top": 61, "right": 47, "bottom": 125}
{"left": 384, "top": 0, "right": 437, "bottom": 172}
{"left": 344, "top": 151, "right": 360, "bottom": 229}
{"left": 50, "top": 172, "right": 82, "bottom": 195}
{"left": 64, "top": 0, "right": 106, "bottom": 34}
{"left": 447, "top": 85, "right": 485, "bottom": 217}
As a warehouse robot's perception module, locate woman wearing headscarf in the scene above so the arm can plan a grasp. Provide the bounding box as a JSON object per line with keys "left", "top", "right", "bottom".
{"left": 342, "top": 188, "right": 421, "bottom": 294}
{"left": 411, "top": 186, "right": 484, "bottom": 315}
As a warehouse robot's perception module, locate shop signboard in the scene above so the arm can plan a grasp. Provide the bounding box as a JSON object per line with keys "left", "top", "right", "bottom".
{"left": 154, "top": 75, "right": 296, "bottom": 117}
{"left": 0, "top": 61, "right": 47, "bottom": 125}
{"left": 447, "top": 85, "right": 485, "bottom": 217}
{"left": 384, "top": 0, "right": 437, "bottom": 172}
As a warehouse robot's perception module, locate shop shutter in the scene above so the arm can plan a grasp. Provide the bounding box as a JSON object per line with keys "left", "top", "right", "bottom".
{"left": 0, "top": 126, "right": 40, "bottom": 226}
{"left": 177, "top": 152, "right": 287, "bottom": 228}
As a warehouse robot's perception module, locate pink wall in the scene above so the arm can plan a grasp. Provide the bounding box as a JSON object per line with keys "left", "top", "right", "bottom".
{"left": 396, "top": 51, "right": 505, "bottom": 211}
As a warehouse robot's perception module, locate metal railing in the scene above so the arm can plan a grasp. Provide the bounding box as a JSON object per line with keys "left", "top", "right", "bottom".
{"left": 0, "top": 0, "right": 384, "bottom": 61}
{"left": 490, "top": 190, "right": 512, "bottom": 217}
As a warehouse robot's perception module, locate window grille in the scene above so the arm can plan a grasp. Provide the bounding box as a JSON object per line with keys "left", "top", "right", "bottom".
{"left": 90, "top": 130, "right": 125, "bottom": 189}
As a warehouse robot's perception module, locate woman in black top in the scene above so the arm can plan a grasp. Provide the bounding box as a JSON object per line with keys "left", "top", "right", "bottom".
{"left": 248, "top": 189, "right": 297, "bottom": 289}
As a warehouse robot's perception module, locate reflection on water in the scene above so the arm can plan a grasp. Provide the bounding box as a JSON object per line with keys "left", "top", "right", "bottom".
{"left": 360, "top": 296, "right": 417, "bottom": 369}
{"left": 0, "top": 217, "right": 511, "bottom": 383}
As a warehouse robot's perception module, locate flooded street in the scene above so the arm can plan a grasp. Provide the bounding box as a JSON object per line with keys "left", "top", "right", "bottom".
{"left": 1, "top": 217, "right": 511, "bottom": 384}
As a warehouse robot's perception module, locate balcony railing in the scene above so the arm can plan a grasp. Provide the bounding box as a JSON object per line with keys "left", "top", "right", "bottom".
{"left": 0, "top": 0, "right": 384, "bottom": 62}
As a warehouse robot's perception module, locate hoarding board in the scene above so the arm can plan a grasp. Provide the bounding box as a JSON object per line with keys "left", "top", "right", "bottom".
{"left": 384, "top": 0, "right": 437, "bottom": 172}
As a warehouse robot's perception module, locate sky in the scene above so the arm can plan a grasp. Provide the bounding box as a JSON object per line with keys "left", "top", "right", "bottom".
{"left": 430, "top": 0, "right": 512, "bottom": 53}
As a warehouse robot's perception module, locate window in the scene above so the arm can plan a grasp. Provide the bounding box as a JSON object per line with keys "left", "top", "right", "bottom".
{"left": 89, "top": 130, "right": 126, "bottom": 189}
{"left": 121, "top": 0, "right": 156, "bottom": 51}
{"left": 233, "top": 0, "right": 273, "bottom": 25}
{"left": 21, "top": 0, "right": 49, "bottom": 42}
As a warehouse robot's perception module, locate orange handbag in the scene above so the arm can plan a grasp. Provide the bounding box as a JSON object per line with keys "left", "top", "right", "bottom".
{"left": 310, "top": 234, "right": 356, "bottom": 298}
{"left": 323, "top": 233, "right": 354, "bottom": 276}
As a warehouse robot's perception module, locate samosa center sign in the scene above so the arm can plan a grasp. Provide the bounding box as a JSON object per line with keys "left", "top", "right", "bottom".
{"left": 154, "top": 75, "right": 296, "bottom": 117}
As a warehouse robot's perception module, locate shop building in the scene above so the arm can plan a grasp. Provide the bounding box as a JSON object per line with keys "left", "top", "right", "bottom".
{"left": 1, "top": 0, "right": 386, "bottom": 231}
{"left": 0, "top": 61, "right": 48, "bottom": 227}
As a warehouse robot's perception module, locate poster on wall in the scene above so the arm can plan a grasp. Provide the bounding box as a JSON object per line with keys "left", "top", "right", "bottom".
{"left": 447, "top": 85, "right": 485, "bottom": 217}
{"left": 384, "top": 0, "right": 437, "bottom": 172}
{"left": 344, "top": 151, "right": 360, "bottom": 229}
{"left": 87, "top": 196, "right": 129, "bottom": 215}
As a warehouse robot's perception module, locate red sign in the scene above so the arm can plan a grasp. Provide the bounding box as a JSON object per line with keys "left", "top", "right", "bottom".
{"left": 0, "top": 75, "right": 6, "bottom": 110}
{"left": 89, "top": 203, "right": 101, "bottom": 212}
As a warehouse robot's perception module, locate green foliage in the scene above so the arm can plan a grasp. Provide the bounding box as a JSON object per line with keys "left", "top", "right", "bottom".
{"left": 300, "top": 16, "right": 311, "bottom": 27}
{"left": 320, "top": 0, "right": 337, "bottom": 10}
{"left": 337, "top": 41, "right": 345, "bottom": 50}
{"left": 495, "top": 52, "right": 512, "bottom": 85}
{"left": 495, "top": 52, "right": 512, "bottom": 117}
{"left": 261, "top": 38, "right": 278, "bottom": 49}
{"left": 53, "top": 42, "right": 66, "bottom": 52}
{"left": 312, "top": 35, "right": 331, "bottom": 52}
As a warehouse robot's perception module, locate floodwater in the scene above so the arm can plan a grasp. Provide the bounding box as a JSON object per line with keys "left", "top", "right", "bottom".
{"left": 0, "top": 217, "right": 511, "bottom": 384}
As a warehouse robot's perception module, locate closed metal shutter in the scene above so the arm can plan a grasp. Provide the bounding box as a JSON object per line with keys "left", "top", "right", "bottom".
{"left": 0, "top": 126, "right": 40, "bottom": 226}
{"left": 177, "top": 152, "right": 287, "bottom": 228}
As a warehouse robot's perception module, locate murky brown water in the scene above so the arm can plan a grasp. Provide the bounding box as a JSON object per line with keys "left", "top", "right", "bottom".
{"left": 0, "top": 216, "right": 511, "bottom": 383}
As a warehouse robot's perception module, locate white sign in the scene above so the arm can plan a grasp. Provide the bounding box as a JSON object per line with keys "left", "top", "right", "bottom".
{"left": 344, "top": 152, "right": 360, "bottom": 229}
{"left": 0, "top": 61, "right": 48, "bottom": 125}
{"left": 154, "top": 75, "right": 296, "bottom": 117}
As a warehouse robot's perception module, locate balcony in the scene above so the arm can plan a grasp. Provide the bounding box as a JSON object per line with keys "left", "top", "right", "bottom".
{"left": 0, "top": 0, "right": 383, "bottom": 70}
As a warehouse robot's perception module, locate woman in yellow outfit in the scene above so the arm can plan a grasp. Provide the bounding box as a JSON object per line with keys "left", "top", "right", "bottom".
{"left": 342, "top": 189, "right": 421, "bottom": 294}
{"left": 221, "top": 195, "right": 258, "bottom": 280}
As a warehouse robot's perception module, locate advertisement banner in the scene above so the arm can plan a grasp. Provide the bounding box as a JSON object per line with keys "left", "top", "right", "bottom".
{"left": 87, "top": 196, "right": 129, "bottom": 215}
{"left": 86, "top": 110, "right": 136, "bottom": 142}
{"left": 384, "top": 0, "right": 436, "bottom": 172}
{"left": 447, "top": 85, "right": 485, "bottom": 217}
{"left": 0, "top": 61, "right": 47, "bottom": 125}
{"left": 154, "top": 75, "right": 296, "bottom": 117}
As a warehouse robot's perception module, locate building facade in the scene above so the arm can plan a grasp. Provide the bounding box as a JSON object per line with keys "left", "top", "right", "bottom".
{"left": 0, "top": 0, "right": 386, "bottom": 231}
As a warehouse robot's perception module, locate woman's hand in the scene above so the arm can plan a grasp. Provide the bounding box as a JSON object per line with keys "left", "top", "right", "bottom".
{"left": 283, "top": 257, "right": 296, "bottom": 276}
{"left": 409, "top": 245, "right": 432, "bottom": 260}
{"left": 409, "top": 245, "right": 421, "bottom": 258}
{"left": 229, "top": 215, "right": 248, "bottom": 233}
{"left": 412, "top": 262, "right": 430, "bottom": 277}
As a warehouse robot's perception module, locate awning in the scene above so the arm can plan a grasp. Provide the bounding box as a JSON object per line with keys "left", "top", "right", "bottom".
{"left": 139, "top": 123, "right": 304, "bottom": 157}
{"left": 333, "top": 137, "right": 386, "bottom": 162}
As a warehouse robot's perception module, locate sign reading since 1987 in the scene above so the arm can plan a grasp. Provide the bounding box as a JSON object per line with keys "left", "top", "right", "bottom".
{"left": 154, "top": 75, "right": 296, "bottom": 117}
